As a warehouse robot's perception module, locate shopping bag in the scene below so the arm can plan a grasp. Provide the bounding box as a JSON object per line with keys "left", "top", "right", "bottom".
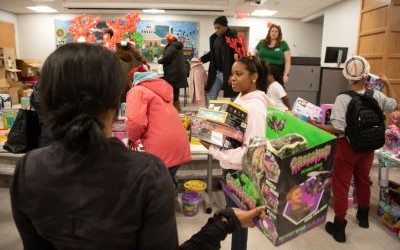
{"left": 3, "top": 109, "right": 41, "bottom": 153}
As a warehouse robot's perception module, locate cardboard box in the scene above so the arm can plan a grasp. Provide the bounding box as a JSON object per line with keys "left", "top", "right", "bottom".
{"left": 5, "top": 68, "right": 20, "bottom": 83}
{"left": 222, "top": 106, "right": 336, "bottom": 245}
{"left": 208, "top": 100, "right": 248, "bottom": 121}
{"left": 292, "top": 97, "right": 323, "bottom": 123}
{"left": 16, "top": 59, "right": 41, "bottom": 77}
{"left": 0, "top": 68, "right": 5, "bottom": 78}
{"left": 191, "top": 117, "right": 243, "bottom": 149}
{"left": 3, "top": 47, "right": 16, "bottom": 70}
{"left": 9, "top": 86, "right": 20, "bottom": 105}
{"left": 197, "top": 108, "right": 247, "bottom": 132}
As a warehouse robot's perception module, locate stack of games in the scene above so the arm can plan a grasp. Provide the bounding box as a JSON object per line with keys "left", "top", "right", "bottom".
{"left": 191, "top": 100, "right": 248, "bottom": 149}
{"left": 180, "top": 113, "right": 191, "bottom": 142}
{"left": 222, "top": 106, "right": 336, "bottom": 245}
{"left": 112, "top": 117, "right": 126, "bottom": 141}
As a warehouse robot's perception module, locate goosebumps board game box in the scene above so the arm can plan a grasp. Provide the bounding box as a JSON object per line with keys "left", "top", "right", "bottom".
{"left": 222, "top": 106, "right": 336, "bottom": 245}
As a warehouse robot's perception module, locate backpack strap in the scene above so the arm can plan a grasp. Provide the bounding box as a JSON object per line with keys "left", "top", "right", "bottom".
{"left": 364, "top": 89, "right": 374, "bottom": 98}
{"left": 341, "top": 90, "right": 360, "bottom": 99}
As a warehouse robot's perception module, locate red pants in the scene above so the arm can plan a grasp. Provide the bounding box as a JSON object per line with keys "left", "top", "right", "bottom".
{"left": 332, "top": 138, "right": 374, "bottom": 221}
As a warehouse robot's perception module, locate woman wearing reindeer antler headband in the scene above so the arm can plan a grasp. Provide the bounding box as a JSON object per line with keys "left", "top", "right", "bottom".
{"left": 254, "top": 22, "right": 291, "bottom": 85}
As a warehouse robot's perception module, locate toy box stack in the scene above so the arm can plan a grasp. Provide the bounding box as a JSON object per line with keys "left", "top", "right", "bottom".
{"left": 222, "top": 106, "right": 336, "bottom": 245}
{"left": 378, "top": 178, "right": 400, "bottom": 235}
{"left": 16, "top": 59, "right": 40, "bottom": 85}
{"left": 191, "top": 100, "right": 247, "bottom": 149}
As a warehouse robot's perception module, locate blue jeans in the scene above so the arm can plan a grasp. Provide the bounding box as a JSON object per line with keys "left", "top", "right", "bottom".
{"left": 206, "top": 70, "right": 224, "bottom": 105}
{"left": 223, "top": 170, "right": 248, "bottom": 250}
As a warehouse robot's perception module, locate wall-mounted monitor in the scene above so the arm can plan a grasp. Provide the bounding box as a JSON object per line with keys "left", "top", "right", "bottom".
{"left": 324, "top": 47, "right": 348, "bottom": 66}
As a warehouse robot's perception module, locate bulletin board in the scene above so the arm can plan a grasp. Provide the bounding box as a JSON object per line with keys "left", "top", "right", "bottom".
{"left": 54, "top": 19, "right": 199, "bottom": 62}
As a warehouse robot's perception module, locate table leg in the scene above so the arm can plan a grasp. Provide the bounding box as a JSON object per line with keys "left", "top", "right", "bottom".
{"left": 205, "top": 154, "right": 213, "bottom": 214}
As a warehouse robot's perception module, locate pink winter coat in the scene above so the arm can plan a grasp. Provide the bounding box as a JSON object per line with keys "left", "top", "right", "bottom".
{"left": 188, "top": 58, "right": 207, "bottom": 106}
{"left": 126, "top": 73, "right": 191, "bottom": 168}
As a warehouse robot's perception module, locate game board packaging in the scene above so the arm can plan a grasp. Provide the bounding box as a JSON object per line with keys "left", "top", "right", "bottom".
{"left": 222, "top": 106, "right": 337, "bottom": 245}
{"left": 197, "top": 108, "right": 247, "bottom": 132}
{"left": 191, "top": 117, "right": 243, "bottom": 149}
{"left": 208, "top": 100, "right": 247, "bottom": 122}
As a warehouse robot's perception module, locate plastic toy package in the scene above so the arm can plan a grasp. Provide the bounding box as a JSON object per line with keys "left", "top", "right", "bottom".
{"left": 378, "top": 179, "right": 400, "bottom": 234}
{"left": 366, "top": 73, "right": 384, "bottom": 91}
{"left": 292, "top": 97, "right": 323, "bottom": 123}
{"left": 222, "top": 106, "right": 337, "bottom": 246}
{"left": 320, "top": 104, "right": 334, "bottom": 125}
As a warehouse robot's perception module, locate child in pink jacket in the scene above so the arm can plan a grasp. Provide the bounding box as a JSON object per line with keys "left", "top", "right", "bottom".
{"left": 126, "top": 67, "right": 191, "bottom": 184}
{"left": 200, "top": 56, "right": 273, "bottom": 250}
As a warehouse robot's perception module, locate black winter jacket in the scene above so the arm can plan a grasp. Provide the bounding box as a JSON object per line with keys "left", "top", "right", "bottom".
{"left": 158, "top": 40, "right": 188, "bottom": 89}
{"left": 200, "top": 28, "right": 237, "bottom": 98}
{"left": 11, "top": 138, "right": 234, "bottom": 250}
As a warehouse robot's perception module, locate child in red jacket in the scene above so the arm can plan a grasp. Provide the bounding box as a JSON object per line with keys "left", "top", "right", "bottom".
{"left": 126, "top": 67, "right": 191, "bottom": 184}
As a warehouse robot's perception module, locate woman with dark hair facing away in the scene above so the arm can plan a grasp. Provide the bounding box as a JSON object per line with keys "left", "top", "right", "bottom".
{"left": 158, "top": 34, "right": 188, "bottom": 112}
{"left": 254, "top": 23, "right": 291, "bottom": 85}
{"left": 266, "top": 64, "right": 291, "bottom": 111}
{"left": 201, "top": 56, "right": 274, "bottom": 250}
{"left": 10, "top": 43, "right": 266, "bottom": 250}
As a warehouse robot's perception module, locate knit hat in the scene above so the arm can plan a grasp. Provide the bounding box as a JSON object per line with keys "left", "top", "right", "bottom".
{"left": 165, "top": 34, "right": 177, "bottom": 43}
{"left": 342, "top": 56, "right": 370, "bottom": 81}
{"left": 214, "top": 16, "right": 228, "bottom": 27}
{"left": 132, "top": 72, "right": 158, "bottom": 86}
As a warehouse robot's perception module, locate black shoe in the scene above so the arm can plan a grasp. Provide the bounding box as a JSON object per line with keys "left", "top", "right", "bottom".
{"left": 325, "top": 219, "right": 347, "bottom": 243}
{"left": 356, "top": 207, "right": 369, "bottom": 228}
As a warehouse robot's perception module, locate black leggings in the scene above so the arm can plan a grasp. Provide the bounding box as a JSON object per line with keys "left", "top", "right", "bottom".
{"left": 173, "top": 87, "right": 180, "bottom": 102}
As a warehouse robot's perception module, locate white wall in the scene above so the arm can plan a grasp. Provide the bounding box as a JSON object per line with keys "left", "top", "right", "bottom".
{"left": 320, "top": 0, "right": 361, "bottom": 67}
{"left": 16, "top": 13, "right": 323, "bottom": 63}
{"left": 0, "top": 10, "right": 20, "bottom": 57}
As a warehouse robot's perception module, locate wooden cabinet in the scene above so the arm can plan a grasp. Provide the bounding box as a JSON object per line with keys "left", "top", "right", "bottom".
{"left": 357, "top": 0, "right": 400, "bottom": 102}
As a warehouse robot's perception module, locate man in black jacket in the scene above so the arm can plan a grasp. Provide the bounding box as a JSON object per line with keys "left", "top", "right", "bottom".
{"left": 201, "top": 16, "right": 237, "bottom": 103}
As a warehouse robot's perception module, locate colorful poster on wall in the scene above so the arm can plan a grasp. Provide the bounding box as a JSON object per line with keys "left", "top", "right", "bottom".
{"left": 54, "top": 19, "right": 199, "bottom": 61}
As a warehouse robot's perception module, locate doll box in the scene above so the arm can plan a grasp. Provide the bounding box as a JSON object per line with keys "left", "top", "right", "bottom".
{"left": 191, "top": 117, "right": 243, "bottom": 149}
{"left": 292, "top": 97, "right": 323, "bottom": 123}
{"left": 197, "top": 108, "right": 247, "bottom": 132}
{"left": 208, "top": 100, "right": 248, "bottom": 122}
{"left": 222, "top": 106, "right": 336, "bottom": 245}
{"left": 320, "top": 104, "right": 334, "bottom": 125}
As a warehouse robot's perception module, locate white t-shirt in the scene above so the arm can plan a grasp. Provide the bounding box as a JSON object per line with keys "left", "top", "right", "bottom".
{"left": 267, "top": 81, "right": 289, "bottom": 111}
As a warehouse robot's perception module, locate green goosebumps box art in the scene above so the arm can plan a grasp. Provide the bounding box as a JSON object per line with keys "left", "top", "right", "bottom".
{"left": 222, "top": 106, "right": 337, "bottom": 245}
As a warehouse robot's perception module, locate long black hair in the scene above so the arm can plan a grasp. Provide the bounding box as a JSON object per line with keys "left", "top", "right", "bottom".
{"left": 236, "top": 56, "right": 268, "bottom": 92}
{"left": 40, "top": 43, "right": 125, "bottom": 152}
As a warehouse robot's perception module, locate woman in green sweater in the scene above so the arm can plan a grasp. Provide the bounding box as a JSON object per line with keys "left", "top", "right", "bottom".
{"left": 254, "top": 23, "right": 291, "bottom": 85}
